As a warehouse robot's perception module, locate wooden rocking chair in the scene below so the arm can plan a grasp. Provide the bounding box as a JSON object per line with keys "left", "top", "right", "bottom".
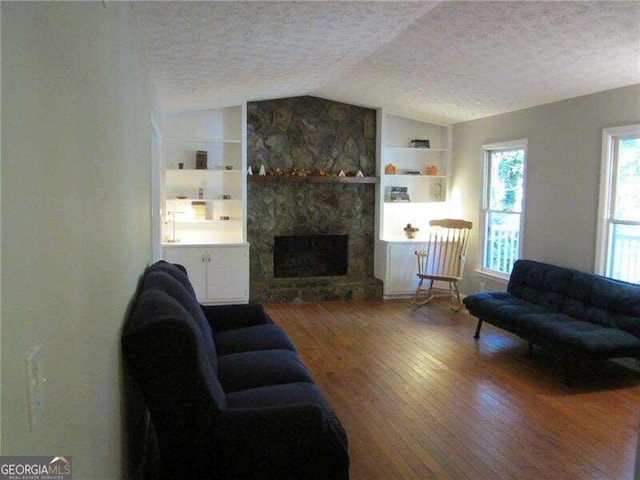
{"left": 411, "top": 219, "right": 473, "bottom": 311}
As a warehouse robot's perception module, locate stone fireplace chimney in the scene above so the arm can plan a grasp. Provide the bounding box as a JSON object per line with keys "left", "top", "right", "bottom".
{"left": 247, "top": 96, "right": 382, "bottom": 302}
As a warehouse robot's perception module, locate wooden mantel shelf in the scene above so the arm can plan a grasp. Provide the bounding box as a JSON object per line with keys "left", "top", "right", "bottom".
{"left": 248, "top": 175, "right": 378, "bottom": 184}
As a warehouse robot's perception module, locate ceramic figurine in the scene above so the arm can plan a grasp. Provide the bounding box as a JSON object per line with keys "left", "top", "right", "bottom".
{"left": 404, "top": 223, "right": 419, "bottom": 239}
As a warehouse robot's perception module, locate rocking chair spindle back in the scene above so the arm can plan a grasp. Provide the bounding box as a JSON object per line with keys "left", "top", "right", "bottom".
{"left": 412, "top": 219, "right": 473, "bottom": 311}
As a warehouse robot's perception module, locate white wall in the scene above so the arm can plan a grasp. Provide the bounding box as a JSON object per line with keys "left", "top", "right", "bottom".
{"left": 2, "top": 3, "right": 156, "bottom": 478}
{"left": 452, "top": 84, "right": 640, "bottom": 294}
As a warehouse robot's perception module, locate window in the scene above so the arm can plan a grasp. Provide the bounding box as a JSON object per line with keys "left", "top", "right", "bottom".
{"left": 596, "top": 125, "right": 640, "bottom": 283}
{"left": 480, "top": 140, "right": 527, "bottom": 277}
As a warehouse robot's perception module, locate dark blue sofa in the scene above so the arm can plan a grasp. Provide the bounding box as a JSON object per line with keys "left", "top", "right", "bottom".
{"left": 122, "top": 261, "right": 349, "bottom": 479}
{"left": 463, "top": 259, "right": 640, "bottom": 383}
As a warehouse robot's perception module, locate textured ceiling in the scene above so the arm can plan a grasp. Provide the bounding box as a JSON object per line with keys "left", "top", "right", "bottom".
{"left": 132, "top": 1, "right": 640, "bottom": 124}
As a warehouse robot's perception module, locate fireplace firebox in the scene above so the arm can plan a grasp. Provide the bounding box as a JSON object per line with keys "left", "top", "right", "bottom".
{"left": 274, "top": 235, "right": 348, "bottom": 278}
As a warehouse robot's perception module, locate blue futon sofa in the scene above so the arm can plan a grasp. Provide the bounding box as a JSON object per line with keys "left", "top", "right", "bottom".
{"left": 122, "top": 261, "right": 349, "bottom": 479}
{"left": 464, "top": 259, "right": 640, "bottom": 383}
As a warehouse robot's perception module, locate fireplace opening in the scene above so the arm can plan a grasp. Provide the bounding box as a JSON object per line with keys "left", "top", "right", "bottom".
{"left": 274, "top": 235, "right": 348, "bottom": 278}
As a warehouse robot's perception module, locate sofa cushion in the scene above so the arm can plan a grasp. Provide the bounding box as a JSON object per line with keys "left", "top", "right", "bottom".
{"left": 515, "top": 312, "right": 640, "bottom": 356}
{"left": 215, "top": 324, "right": 297, "bottom": 356}
{"left": 123, "top": 288, "right": 227, "bottom": 410}
{"left": 224, "top": 382, "right": 349, "bottom": 478}
{"left": 226, "top": 381, "right": 346, "bottom": 445}
{"left": 142, "top": 270, "right": 218, "bottom": 374}
{"left": 217, "top": 349, "right": 314, "bottom": 393}
{"left": 561, "top": 271, "right": 640, "bottom": 338}
{"left": 226, "top": 381, "right": 331, "bottom": 409}
{"left": 463, "top": 291, "right": 551, "bottom": 325}
{"left": 508, "top": 259, "right": 573, "bottom": 310}
{"left": 147, "top": 260, "right": 198, "bottom": 299}
{"left": 201, "top": 303, "right": 274, "bottom": 332}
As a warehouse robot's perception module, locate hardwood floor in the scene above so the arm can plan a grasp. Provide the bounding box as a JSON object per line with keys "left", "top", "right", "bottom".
{"left": 266, "top": 299, "right": 640, "bottom": 480}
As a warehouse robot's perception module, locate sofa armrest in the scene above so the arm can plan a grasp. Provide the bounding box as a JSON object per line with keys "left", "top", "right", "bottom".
{"left": 200, "top": 303, "right": 274, "bottom": 332}
{"left": 209, "top": 405, "right": 349, "bottom": 479}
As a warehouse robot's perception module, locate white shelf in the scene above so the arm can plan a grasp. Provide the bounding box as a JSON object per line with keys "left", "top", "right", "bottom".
{"left": 382, "top": 236, "right": 432, "bottom": 243}
{"left": 166, "top": 168, "right": 242, "bottom": 174}
{"left": 165, "top": 169, "right": 243, "bottom": 192}
{"left": 383, "top": 145, "right": 448, "bottom": 178}
{"left": 168, "top": 197, "right": 241, "bottom": 202}
{"left": 385, "top": 147, "right": 447, "bottom": 152}
{"left": 165, "top": 136, "right": 242, "bottom": 144}
{"left": 384, "top": 201, "right": 446, "bottom": 204}
{"left": 171, "top": 218, "right": 241, "bottom": 224}
{"left": 162, "top": 241, "right": 250, "bottom": 247}
{"left": 385, "top": 174, "right": 446, "bottom": 179}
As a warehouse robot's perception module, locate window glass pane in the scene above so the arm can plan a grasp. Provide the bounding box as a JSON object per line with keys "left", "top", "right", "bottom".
{"left": 484, "top": 211, "right": 521, "bottom": 274}
{"left": 488, "top": 149, "right": 525, "bottom": 213}
{"left": 608, "top": 223, "right": 640, "bottom": 283}
{"left": 613, "top": 137, "right": 640, "bottom": 221}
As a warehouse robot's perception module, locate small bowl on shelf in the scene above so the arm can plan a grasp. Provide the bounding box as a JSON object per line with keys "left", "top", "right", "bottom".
{"left": 224, "top": 165, "right": 234, "bottom": 171}
{"left": 176, "top": 195, "right": 187, "bottom": 199}
{"left": 219, "top": 215, "right": 230, "bottom": 221}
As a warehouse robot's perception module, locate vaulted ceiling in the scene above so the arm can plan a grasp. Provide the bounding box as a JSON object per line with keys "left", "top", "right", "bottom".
{"left": 132, "top": 1, "right": 640, "bottom": 124}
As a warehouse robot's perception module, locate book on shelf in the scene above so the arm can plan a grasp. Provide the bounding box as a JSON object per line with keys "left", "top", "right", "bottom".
{"left": 410, "top": 139, "right": 430, "bottom": 148}
{"left": 385, "top": 186, "right": 411, "bottom": 202}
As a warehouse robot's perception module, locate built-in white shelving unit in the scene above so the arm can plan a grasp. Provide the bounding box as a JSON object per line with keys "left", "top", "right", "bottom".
{"left": 161, "top": 106, "right": 249, "bottom": 304}
{"left": 374, "top": 110, "right": 452, "bottom": 297}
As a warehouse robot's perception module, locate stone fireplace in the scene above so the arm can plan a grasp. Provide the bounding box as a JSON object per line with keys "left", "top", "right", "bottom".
{"left": 247, "top": 96, "right": 383, "bottom": 302}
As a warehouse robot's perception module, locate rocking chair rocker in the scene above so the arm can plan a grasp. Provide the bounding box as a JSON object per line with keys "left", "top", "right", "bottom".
{"left": 411, "top": 219, "right": 473, "bottom": 311}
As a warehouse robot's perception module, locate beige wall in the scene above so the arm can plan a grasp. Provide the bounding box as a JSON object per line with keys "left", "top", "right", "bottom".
{"left": 452, "top": 84, "right": 640, "bottom": 294}
{"left": 2, "top": 2, "right": 156, "bottom": 478}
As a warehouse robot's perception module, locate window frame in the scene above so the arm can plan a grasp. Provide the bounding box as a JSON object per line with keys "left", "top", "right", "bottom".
{"left": 595, "top": 124, "right": 640, "bottom": 279}
{"left": 478, "top": 139, "right": 528, "bottom": 280}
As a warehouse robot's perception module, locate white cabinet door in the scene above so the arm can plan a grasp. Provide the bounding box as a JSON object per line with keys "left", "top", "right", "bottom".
{"left": 385, "top": 243, "right": 422, "bottom": 296}
{"left": 163, "top": 244, "right": 249, "bottom": 304}
{"left": 162, "top": 246, "right": 208, "bottom": 301}
{"left": 206, "top": 245, "right": 249, "bottom": 304}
